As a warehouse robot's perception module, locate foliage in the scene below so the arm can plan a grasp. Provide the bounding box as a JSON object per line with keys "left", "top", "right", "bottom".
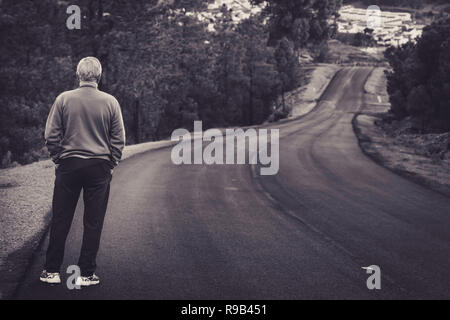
{"left": 353, "top": 32, "right": 376, "bottom": 47}
{"left": 250, "top": 0, "right": 342, "bottom": 50}
{"left": 384, "top": 17, "right": 450, "bottom": 131}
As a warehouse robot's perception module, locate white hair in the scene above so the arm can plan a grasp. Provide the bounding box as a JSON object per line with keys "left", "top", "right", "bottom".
{"left": 76, "top": 57, "right": 102, "bottom": 82}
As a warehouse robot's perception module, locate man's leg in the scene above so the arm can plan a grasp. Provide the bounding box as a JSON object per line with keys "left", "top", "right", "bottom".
{"left": 45, "top": 166, "right": 82, "bottom": 273}
{"left": 78, "top": 162, "right": 112, "bottom": 276}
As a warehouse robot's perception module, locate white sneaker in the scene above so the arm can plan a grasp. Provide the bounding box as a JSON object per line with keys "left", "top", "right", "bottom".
{"left": 40, "top": 270, "right": 61, "bottom": 284}
{"left": 75, "top": 274, "right": 100, "bottom": 287}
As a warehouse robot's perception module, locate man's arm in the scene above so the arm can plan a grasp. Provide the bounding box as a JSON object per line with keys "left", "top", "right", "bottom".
{"left": 109, "top": 99, "right": 126, "bottom": 167}
{"left": 44, "top": 95, "right": 64, "bottom": 163}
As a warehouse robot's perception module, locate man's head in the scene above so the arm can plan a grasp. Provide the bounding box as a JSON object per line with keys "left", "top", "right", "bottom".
{"left": 76, "top": 57, "right": 102, "bottom": 83}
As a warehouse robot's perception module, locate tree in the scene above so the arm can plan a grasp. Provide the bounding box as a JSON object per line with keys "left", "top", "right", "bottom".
{"left": 364, "top": 27, "right": 374, "bottom": 35}
{"left": 353, "top": 32, "right": 376, "bottom": 47}
{"left": 238, "top": 17, "right": 280, "bottom": 125}
{"left": 0, "top": 0, "right": 73, "bottom": 165}
{"left": 275, "top": 37, "right": 301, "bottom": 112}
{"left": 251, "top": 0, "right": 342, "bottom": 51}
{"left": 385, "top": 17, "right": 450, "bottom": 131}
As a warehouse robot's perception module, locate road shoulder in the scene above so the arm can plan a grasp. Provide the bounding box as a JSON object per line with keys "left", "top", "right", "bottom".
{"left": 353, "top": 68, "right": 450, "bottom": 197}
{"left": 0, "top": 139, "right": 175, "bottom": 299}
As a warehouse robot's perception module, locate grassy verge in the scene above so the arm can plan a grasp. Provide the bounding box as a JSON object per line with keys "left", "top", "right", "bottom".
{"left": 353, "top": 67, "right": 450, "bottom": 197}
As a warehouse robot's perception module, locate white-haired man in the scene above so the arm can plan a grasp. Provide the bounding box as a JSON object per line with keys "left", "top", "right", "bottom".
{"left": 40, "top": 57, "right": 125, "bottom": 286}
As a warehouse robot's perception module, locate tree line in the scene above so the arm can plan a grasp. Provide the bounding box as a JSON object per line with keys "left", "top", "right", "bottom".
{"left": 0, "top": 0, "right": 340, "bottom": 167}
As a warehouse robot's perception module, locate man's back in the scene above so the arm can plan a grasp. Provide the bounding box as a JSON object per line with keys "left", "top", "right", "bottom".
{"left": 45, "top": 82, "right": 125, "bottom": 166}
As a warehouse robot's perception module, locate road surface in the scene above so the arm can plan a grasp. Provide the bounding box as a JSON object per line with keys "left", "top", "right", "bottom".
{"left": 15, "top": 67, "right": 450, "bottom": 299}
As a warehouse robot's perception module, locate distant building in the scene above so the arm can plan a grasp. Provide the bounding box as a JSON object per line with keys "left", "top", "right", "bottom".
{"left": 337, "top": 5, "right": 423, "bottom": 47}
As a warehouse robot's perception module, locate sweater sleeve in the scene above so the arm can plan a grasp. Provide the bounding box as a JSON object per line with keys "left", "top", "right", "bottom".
{"left": 44, "top": 95, "right": 64, "bottom": 163}
{"left": 109, "top": 98, "right": 126, "bottom": 167}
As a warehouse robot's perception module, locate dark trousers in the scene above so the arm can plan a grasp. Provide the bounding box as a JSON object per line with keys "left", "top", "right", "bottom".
{"left": 45, "top": 160, "right": 112, "bottom": 276}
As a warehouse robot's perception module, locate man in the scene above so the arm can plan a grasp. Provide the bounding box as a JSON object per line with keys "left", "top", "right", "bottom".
{"left": 40, "top": 57, "right": 125, "bottom": 286}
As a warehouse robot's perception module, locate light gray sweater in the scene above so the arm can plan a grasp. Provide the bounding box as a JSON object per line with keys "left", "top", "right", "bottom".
{"left": 44, "top": 82, "right": 125, "bottom": 166}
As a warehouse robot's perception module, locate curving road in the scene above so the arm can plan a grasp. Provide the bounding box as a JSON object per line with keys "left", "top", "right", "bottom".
{"left": 15, "top": 67, "right": 450, "bottom": 299}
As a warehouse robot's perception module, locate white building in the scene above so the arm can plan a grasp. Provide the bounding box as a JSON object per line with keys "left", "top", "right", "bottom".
{"left": 337, "top": 5, "right": 422, "bottom": 46}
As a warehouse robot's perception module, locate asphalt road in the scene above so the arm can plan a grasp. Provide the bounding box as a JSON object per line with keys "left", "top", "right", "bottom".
{"left": 15, "top": 67, "right": 450, "bottom": 299}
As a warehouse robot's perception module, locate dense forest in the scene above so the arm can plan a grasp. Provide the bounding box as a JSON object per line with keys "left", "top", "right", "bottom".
{"left": 0, "top": 0, "right": 341, "bottom": 167}
{"left": 384, "top": 17, "right": 450, "bottom": 132}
